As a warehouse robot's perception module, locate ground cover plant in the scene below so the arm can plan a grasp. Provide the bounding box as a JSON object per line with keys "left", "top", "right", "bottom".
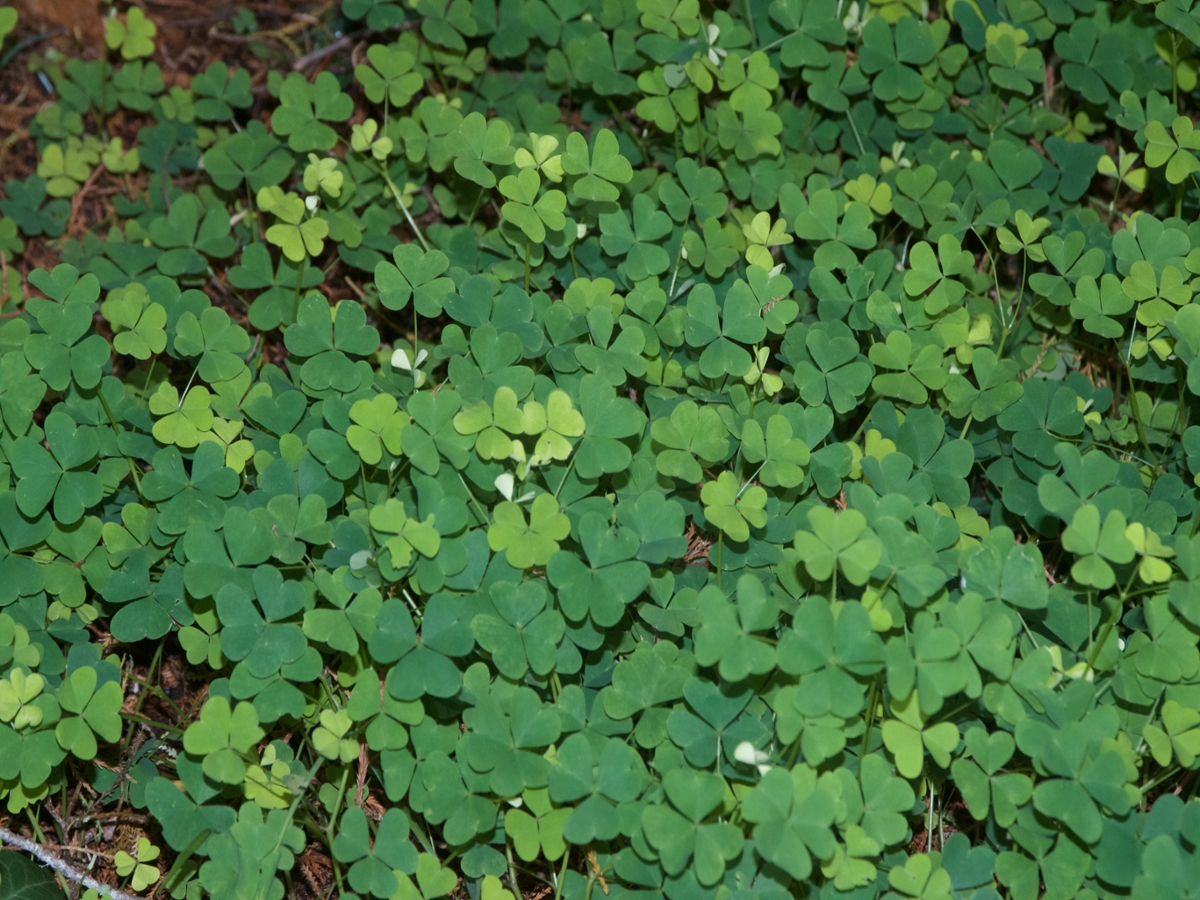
{"left": 8, "top": 0, "right": 1200, "bottom": 897}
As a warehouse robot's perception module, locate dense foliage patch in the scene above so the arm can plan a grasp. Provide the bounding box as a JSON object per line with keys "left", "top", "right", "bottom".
{"left": 8, "top": 0, "right": 1200, "bottom": 897}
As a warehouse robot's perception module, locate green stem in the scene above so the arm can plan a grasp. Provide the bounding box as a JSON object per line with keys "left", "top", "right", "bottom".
{"left": 1142, "top": 764, "right": 1182, "bottom": 796}
{"left": 1086, "top": 584, "right": 1133, "bottom": 674}
{"left": 457, "top": 472, "right": 492, "bottom": 525}
{"left": 605, "top": 98, "right": 647, "bottom": 163}
{"left": 757, "top": 29, "right": 801, "bottom": 54}
{"left": 464, "top": 185, "right": 486, "bottom": 228}
{"left": 859, "top": 676, "right": 879, "bottom": 763}
{"left": 120, "top": 712, "right": 185, "bottom": 734}
{"left": 142, "top": 356, "right": 158, "bottom": 393}
{"left": 0, "top": 28, "right": 64, "bottom": 71}
{"left": 97, "top": 386, "right": 143, "bottom": 495}
{"left": 995, "top": 251, "right": 1028, "bottom": 359}
{"left": 161, "top": 830, "right": 211, "bottom": 895}
{"left": 1121, "top": 351, "right": 1159, "bottom": 468}
{"left": 325, "top": 766, "right": 351, "bottom": 895}
{"left": 291, "top": 252, "right": 306, "bottom": 327}
{"left": 360, "top": 461, "right": 375, "bottom": 535}
{"left": 524, "top": 238, "right": 532, "bottom": 294}
{"left": 552, "top": 849, "right": 571, "bottom": 900}
{"left": 744, "top": 0, "right": 758, "bottom": 48}
{"left": 737, "top": 463, "right": 766, "bottom": 498}
{"left": 381, "top": 163, "right": 431, "bottom": 251}
{"left": 845, "top": 107, "right": 866, "bottom": 156}
{"left": 667, "top": 234, "right": 686, "bottom": 298}
{"left": 247, "top": 182, "right": 262, "bottom": 243}
{"left": 554, "top": 453, "right": 577, "bottom": 500}
{"left": 1173, "top": 30, "right": 1181, "bottom": 108}
{"left": 717, "top": 532, "right": 723, "bottom": 590}
{"left": 506, "top": 842, "right": 520, "bottom": 896}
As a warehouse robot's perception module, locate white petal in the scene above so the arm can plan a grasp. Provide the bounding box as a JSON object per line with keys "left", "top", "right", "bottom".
{"left": 495, "top": 473, "right": 515, "bottom": 501}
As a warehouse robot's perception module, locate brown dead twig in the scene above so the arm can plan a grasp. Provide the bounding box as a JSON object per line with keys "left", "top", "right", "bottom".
{"left": 0, "top": 826, "right": 145, "bottom": 900}
{"left": 586, "top": 849, "right": 609, "bottom": 896}
{"left": 683, "top": 521, "right": 712, "bottom": 566}
{"left": 67, "top": 165, "right": 107, "bottom": 238}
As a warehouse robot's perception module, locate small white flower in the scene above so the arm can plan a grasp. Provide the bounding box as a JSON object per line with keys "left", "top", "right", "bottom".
{"left": 706, "top": 23, "right": 727, "bottom": 66}
{"left": 734, "top": 741, "right": 770, "bottom": 772}
{"left": 305, "top": 194, "right": 320, "bottom": 213}
{"left": 495, "top": 473, "right": 515, "bottom": 501}
{"left": 842, "top": 1, "right": 864, "bottom": 36}
{"left": 391, "top": 347, "right": 428, "bottom": 385}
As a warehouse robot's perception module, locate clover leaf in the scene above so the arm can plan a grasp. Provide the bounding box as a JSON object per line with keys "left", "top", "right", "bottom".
{"left": 148, "top": 383, "right": 215, "bottom": 448}
{"left": 659, "top": 158, "right": 727, "bottom": 223}
{"left": 500, "top": 168, "right": 566, "bottom": 243}
{"left": 790, "top": 189, "right": 876, "bottom": 270}
{"left": 54, "top": 666, "right": 122, "bottom": 761}
{"left": 37, "top": 140, "right": 95, "bottom": 197}
{"left": 561, "top": 129, "right": 633, "bottom": 202}
{"left": 505, "top": 788, "right": 569, "bottom": 862}
{"left": 904, "top": 234, "right": 974, "bottom": 315}
{"left": 182, "top": 695, "right": 265, "bottom": 784}
{"left": 377, "top": 244, "right": 454, "bottom": 316}
{"left": 216, "top": 575, "right": 307, "bottom": 680}
{"left": 893, "top": 165, "right": 954, "bottom": 229}
{"left": 270, "top": 72, "right": 353, "bottom": 152}
{"left": 259, "top": 186, "right": 328, "bottom": 263}
{"left": 985, "top": 22, "right": 1044, "bottom": 95}
{"left": 741, "top": 765, "right": 836, "bottom": 880}
{"left": 333, "top": 806, "right": 418, "bottom": 898}
{"left": 701, "top": 471, "right": 767, "bottom": 543}
{"left": 204, "top": 121, "right": 293, "bottom": 192}
{"left": 881, "top": 690, "right": 960, "bottom": 779}
{"left": 355, "top": 44, "right": 423, "bottom": 108}
{"left": 778, "top": 597, "right": 885, "bottom": 717}
{"left": 1145, "top": 115, "right": 1200, "bottom": 183}
{"left": 23, "top": 296, "right": 109, "bottom": 392}
{"left": 693, "top": 576, "right": 778, "bottom": 681}
{"left": 740, "top": 414, "right": 809, "bottom": 489}
{"left": 943, "top": 349, "right": 1023, "bottom": 422}
{"left": 650, "top": 400, "right": 730, "bottom": 483}
{"left": 190, "top": 61, "right": 252, "bottom": 120}
{"left": 347, "top": 393, "right": 409, "bottom": 465}
{"left": 488, "top": 494, "right": 570, "bottom": 569}
{"left": 793, "top": 507, "right": 881, "bottom": 587}
{"left": 869, "top": 330, "right": 947, "bottom": 405}
{"left": 105, "top": 7, "right": 156, "bottom": 60}
{"left": 448, "top": 112, "right": 516, "bottom": 189}
{"left": 284, "top": 295, "right": 379, "bottom": 390}
{"left": 114, "top": 837, "right": 161, "bottom": 892}
{"left": 641, "top": 769, "right": 743, "bottom": 885}
{"left": 950, "top": 728, "right": 1032, "bottom": 827}
{"left": 599, "top": 194, "right": 673, "bottom": 280}
{"left": 547, "top": 511, "right": 650, "bottom": 626}
{"left": 174, "top": 306, "right": 251, "bottom": 383}
{"left": 471, "top": 580, "right": 564, "bottom": 678}
{"left": 9, "top": 412, "right": 102, "bottom": 525}
{"left": 369, "top": 498, "right": 441, "bottom": 569}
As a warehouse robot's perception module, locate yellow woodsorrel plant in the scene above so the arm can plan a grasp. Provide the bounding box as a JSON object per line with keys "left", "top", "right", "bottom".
{"left": 5, "top": 0, "right": 1200, "bottom": 897}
